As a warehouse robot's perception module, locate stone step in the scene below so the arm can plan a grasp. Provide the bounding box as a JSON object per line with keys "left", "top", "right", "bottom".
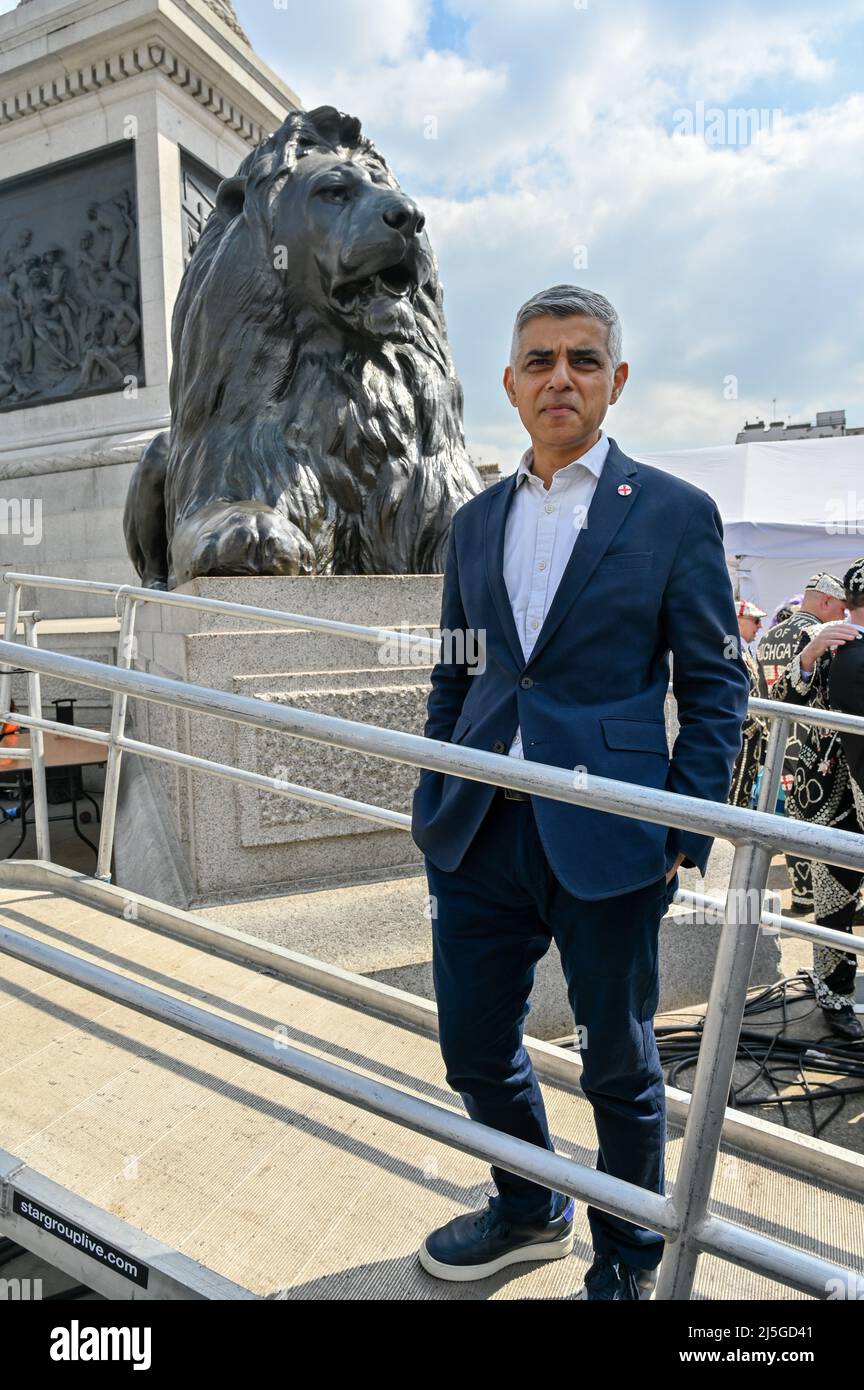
{"left": 142, "top": 627, "right": 434, "bottom": 686}
{"left": 235, "top": 666, "right": 434, "bottom": 696}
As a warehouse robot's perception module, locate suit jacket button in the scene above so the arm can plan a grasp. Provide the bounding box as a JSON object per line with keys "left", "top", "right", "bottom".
{"left": 492, "top": 740, "right": 506, "bottom": 753}
{"left": 520, "top": 676, "right": 534, "bottom": 689}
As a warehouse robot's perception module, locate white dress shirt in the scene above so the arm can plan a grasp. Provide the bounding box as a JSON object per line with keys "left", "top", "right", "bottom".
{"left": 503, "top": 431, "right": 610, "bottom": 758}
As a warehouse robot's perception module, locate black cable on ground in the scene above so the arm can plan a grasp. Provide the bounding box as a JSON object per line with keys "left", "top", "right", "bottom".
{"left": 653, "top": 971, "right": 864, "bottom": 1137}
{"left": 553, "top": 971, "right": 864, "bottom": 1138}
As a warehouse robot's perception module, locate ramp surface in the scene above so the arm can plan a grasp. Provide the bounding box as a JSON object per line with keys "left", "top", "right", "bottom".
{"left": 0, "top": 873, "right": 862, "bottom": 1300}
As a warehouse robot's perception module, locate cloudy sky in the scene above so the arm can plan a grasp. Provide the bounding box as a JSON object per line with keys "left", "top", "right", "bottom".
{"left": 6, "top": 0, "right": 861, "bottom": 466}
{"left": 236, "top": 0, "right": 864, "bottom": 467}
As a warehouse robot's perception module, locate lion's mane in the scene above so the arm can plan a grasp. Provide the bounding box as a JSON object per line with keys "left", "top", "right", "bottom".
{"left": 161, "top": 105, "right": 480, "bottom": 576}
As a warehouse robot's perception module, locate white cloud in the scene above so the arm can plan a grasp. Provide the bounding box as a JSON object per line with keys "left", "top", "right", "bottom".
{"left": 303, "top": 48, "right": 508, "bottom": 143}
{"left": 240, "top": 0, "right": 864, "bottom": 450}
{"left": 268, "top": 0, "right": 429, "bottom": 72}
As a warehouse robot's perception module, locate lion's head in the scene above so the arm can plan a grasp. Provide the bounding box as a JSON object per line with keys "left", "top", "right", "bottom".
{"left": 146, "top": 105, "right": 481, "bottom": 582}
{"left": 172, "top": 106, "right": 451, "bottom": 385}
{"left": 275, "top": 139, "right": 433, "bottom": 346}
{"left": 208, "top": 106, "right": 437, "bottom": 347}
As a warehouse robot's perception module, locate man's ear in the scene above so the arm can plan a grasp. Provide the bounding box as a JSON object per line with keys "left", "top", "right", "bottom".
{"left": 215, "top": 176, "right": 248, "bottom": 222}
{"left": 610, "top": 361, "right": 629, "bottom": 403}
{"left": 503, "top": 365, "right": 518, "bottom": 406}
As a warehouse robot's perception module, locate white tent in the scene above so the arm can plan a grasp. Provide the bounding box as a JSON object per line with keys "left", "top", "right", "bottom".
{"left": 632, "top": 435, "right": 864, "bottom": 620}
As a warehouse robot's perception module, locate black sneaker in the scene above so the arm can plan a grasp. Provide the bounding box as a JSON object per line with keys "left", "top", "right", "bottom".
{"left": 821, "top": 1005, "right": 864, "bottom": 1042}
{"left": 578, "top": 1252, "right": 658, "bottom": 1301}
{"left": 418, "top": 1194, "right": 575, "bottom": 1281}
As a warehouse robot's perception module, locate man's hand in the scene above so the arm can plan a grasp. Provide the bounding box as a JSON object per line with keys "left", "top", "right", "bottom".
{"left": 800, "top": 622, "right": 861, "bottom": 673}
{"left": 666, "top": 852, "right": 686, "bottom": 883}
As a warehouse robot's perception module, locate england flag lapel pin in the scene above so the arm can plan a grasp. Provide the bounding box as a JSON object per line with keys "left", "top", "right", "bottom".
{"left": 617, "top": 483, "right": 632, "bottom": 496}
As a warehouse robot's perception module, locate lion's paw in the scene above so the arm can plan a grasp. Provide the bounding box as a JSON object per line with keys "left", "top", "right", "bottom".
{"left": 171, "top": 503, "right": 316, "bottom": 583}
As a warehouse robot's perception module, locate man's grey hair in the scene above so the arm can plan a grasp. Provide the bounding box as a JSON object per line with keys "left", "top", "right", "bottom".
{"left": 509, "top": 285, "right": 623, "bottom": 369}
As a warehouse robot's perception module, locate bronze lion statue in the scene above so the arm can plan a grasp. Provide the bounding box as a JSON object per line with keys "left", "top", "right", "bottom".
{"left": 124, "top": 104, "right": 482, "bottom": 587}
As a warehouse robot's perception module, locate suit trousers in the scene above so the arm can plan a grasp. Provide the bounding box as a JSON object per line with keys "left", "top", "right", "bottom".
{"left": 424, "top": 788, "right": 675, "bottom": 1271}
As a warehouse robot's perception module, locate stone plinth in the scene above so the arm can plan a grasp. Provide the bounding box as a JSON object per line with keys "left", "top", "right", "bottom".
{"left": 118, "top": 575, "right": 442, "bottom": 904}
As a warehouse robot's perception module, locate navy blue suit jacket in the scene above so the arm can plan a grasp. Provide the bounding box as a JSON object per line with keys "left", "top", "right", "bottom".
{"left": 410, "top": 436, "right": 750, "bottom": 899}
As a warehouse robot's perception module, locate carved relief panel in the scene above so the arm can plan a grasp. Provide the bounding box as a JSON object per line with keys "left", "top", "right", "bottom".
{"left": 180, "top": 150, "right": 222, "bottom": 265}
{"left": 0, "top": 143, "right": 144, "bottom": 412}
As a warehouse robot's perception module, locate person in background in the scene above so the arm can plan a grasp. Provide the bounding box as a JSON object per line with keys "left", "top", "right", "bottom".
{"left": 829, "top": 562, "right": 864, "bottom": 797}
{"left": 729, "top": 599, "right": 768, "bottom": 808}
{"left": 820, "top": 559, "right": 864, "bottom": 1043}
{"left": 756, "top": 574, "right": 848, "bottom": 914}
{"left": 768, "top": 594, "right": 802, "bottom": 629}
{"left": 768, "top": 567, "right": 864, "bottom": 1041}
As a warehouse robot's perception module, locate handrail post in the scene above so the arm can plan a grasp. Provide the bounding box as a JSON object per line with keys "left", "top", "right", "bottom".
{"left": 654, "top": 722, "right": 790, "bottom": 1299}
{"left": 22, "top": 612, "right": 50, "bottom": 862}
{"left": 655, "top": 838, "right": 773, "bottom": 1300}
{"left": 0, "top": 576, "right": 21, "bottom": 715}
{"left": 755, "top": 714, "right": 790, "bottom": 816}
{"left": 95, "top": 595, "right": 137, "bottom": 881}
{"left": 652, "top": 717, "right": 794, "bottom": 1301}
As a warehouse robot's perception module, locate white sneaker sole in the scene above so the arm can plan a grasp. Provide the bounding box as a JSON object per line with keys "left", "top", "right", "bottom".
{"left": 418, "top": 1228, "right": 574, "bottom": 1282}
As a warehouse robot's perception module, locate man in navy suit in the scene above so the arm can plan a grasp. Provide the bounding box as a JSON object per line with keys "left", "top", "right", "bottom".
{"left": 411, "top": 285, "right": 750, "bottom": 1298}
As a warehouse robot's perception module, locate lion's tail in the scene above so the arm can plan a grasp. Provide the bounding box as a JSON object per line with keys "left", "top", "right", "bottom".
{"left": 123, "top": 431, "right": 171, "bottom": 589}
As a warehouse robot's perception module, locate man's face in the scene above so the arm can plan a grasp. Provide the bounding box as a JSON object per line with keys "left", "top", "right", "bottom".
{"left": 503, "top": 313, "right": 628, "bottom": 449}
{"left": 738, "top": 615, "right": 761, "bottom": 644}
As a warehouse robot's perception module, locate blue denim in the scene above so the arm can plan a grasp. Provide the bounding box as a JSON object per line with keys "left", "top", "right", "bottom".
{"left": 425, "top": 791, "right": 674, "bottom": 1271}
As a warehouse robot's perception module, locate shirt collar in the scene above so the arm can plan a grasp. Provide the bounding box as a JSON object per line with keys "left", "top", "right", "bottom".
{"left": 513, "top": 430, "right": 609, "bottom": 489}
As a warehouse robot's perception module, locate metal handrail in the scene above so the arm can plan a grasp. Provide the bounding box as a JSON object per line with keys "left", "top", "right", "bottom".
{"left": 0, "top": 569, "right": 862, "bottom": 1303}
{"left": 2, "top": 639, "right": 864, "bottom": 872}
{"left": 0, "top": 571, "right": 442, "bottom": 657}
{"left": 3, "top": 569, "right": 861, "bottom": 734}
{"left": 2, "top": 674, "right": 864, "bottom": 969}
{"left": 750, "top": 695, "right": 864, "bottom": 734}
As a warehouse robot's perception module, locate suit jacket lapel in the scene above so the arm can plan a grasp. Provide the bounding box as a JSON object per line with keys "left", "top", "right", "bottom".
{"left": 484, "top": 472, "right": 525, "bottom": 670}
{"left": 524, "top": 439, "right": 640, "bottom": 667}
{"left": 483, "top": 438, "right": 642, "bottom": 672}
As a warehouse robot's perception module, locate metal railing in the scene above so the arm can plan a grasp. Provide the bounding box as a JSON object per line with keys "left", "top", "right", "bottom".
{"left": 0, "top": 569, "right": 862, "bottom": 1302}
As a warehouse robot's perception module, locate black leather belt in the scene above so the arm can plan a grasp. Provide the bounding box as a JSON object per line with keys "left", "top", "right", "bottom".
{"left": 501, "top": 787, "right": 530, "bottom": 801}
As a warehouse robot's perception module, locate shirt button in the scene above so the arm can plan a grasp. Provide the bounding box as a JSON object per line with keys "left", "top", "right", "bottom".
{"left": 520, "top": 676, "right": 534, "bottom": 689}
{"left": 544, "top": 503, "right": 556, "bottom": 514}
{"left": 537, "top": 561, "right": 546, "bottom": 571}
{"left": 530, "top": 618, "right": 540, "bottom": 630}
{"left": 492, "top": 740, "right": 506, "bottom": 753}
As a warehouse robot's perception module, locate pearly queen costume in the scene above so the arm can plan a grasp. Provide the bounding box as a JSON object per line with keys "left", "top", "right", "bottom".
{"left": 768, "top": 610, "right": 862, "bottom": 1015}
{"left": 756, "top": 574, "right": 848, "bottom": 911}
{"left": 729, "top": 611, "right": 768, "bottom": 809}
